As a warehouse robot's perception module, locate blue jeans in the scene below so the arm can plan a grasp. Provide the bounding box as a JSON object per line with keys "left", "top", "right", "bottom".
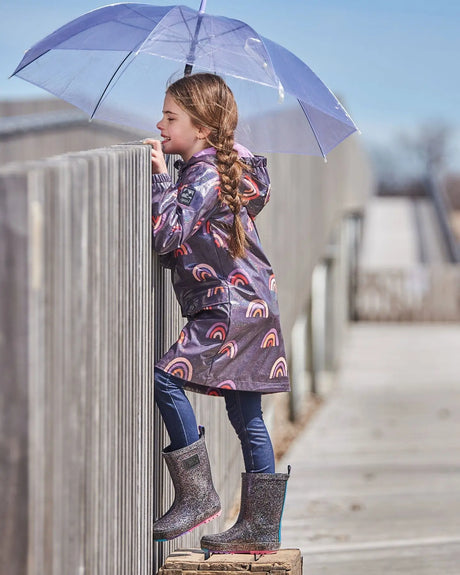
{"left": 154, "top": 368, "right": 275, "bottom": 473}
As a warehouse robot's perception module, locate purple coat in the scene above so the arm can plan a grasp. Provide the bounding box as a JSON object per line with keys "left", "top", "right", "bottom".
{"left": 152, "top": 147, "right": 290, "bottom": 395}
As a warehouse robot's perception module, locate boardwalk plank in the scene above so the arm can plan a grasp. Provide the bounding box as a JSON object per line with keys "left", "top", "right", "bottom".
{"left": 281, "top": 323, "right": 460, "bottom": 574}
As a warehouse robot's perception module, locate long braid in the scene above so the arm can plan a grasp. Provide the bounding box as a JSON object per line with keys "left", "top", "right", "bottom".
{"left": 215, "top": 134, "right": 246, "bottom": 259}
{"left": 167, "top": 73, "right": 247, "bottom": 258}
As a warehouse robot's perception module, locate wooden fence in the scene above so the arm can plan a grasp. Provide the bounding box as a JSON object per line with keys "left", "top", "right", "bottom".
{"left": 0, "top": 127, "right": 372, "bottom": 574}
{"left": 356, "top": 266, "right": 460, "bottom": 321}
{"left": 1, "top": 146, "right": 155, "bottom": 575}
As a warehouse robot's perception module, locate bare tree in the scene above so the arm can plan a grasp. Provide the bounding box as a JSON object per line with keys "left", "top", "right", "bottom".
{"left": 399, "top": 121, "right": 453, "bottom": 180}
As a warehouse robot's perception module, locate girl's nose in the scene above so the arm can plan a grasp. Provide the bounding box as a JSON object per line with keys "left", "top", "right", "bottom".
{"left": 156, "top": 119, "right": 163, "bottom": 131}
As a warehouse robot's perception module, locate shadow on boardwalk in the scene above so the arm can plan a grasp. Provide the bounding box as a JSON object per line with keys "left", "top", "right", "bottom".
{"left": 281, "top": 322, "right": 460, "bottom": 575}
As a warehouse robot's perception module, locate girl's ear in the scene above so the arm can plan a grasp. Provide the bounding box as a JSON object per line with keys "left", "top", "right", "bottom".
{"left": 197, "top": 125, "right": 211, "bottom": 140}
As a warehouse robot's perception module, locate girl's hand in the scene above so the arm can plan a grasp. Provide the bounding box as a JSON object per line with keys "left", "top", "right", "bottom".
{"left": 143, "top": 139, "right": 168, "bottom": 174}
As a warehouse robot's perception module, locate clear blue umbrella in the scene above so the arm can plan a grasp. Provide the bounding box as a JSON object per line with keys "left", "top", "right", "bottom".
{"left": 11, "top": 1, "right": 358, "bottom": 157}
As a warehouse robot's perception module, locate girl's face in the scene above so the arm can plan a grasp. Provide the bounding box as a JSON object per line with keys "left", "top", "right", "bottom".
{"left": 156, "top": 92, "right": 209, "bottom": 162}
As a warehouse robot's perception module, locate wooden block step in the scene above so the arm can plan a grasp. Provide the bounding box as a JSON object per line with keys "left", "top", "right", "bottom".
{"left": 158, "top": 549, "right": 302, "bottom": 575}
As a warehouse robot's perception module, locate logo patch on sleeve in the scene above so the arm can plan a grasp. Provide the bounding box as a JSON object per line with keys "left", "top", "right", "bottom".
{"left": 178, "top": 186, "right": 196, "bottom": 206}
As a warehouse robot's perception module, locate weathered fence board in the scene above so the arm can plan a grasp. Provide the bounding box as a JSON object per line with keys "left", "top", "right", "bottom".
{"left": 0, "top": 171, "right": 30, "bottom": 575}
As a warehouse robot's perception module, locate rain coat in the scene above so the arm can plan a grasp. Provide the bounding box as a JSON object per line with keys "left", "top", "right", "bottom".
{"left": 152, "top": 146, "right": 290, "bottom": 395}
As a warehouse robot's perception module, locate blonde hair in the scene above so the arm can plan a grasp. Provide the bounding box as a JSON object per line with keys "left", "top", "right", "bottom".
{"left": 167, "top": 73, "right": 246, "bottom": 259}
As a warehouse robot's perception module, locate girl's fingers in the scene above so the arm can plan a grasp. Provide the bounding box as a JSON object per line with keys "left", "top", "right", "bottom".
{"left": 143, "top": 138, "right": 162, "bottom": 152}
{"left": 144, "top": 139, "right": 168, "bottom": 174}
{"left": 152, "top": 140, "right": 163, "bottom": 153}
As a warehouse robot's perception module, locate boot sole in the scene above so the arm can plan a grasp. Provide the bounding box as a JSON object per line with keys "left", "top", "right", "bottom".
{"left": 203, "top": 549, "right": 277, "bottom": 555}
{"left": 155, "top": 510, "right": 221, "bottom": 542}
{"left": 201, "top": 540, "right": 280, "bottom": 554}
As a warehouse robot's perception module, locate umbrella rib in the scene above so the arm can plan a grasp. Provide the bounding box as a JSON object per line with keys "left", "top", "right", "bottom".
{"left": 200, "top": 23, "right": 247, "bottom": 42}
{"left": 90, "top": 51, "right": 133, "bottom": 119}
{"left": 14, "top": 4, "right": 162, "bottom": 78}
{"left": 124, "top": 3, "right": 167, "bottom": 26}
{"left": 182, "top": 15, "right": 194, "bottom": 39}
{"left": 154, "top": 22, "right": 247, "bottom": 46}
{"left": 12, "top": 18, "right": 150, "bottom": 78}
{"left": 178, "top": 7, "right": 195, "bottom": 42}
{"left": 173, "top": 8, "right": 249, "bottom": 65}
{"left": 298, "top": 99, "right": 327, "bottom": 159}
{"left": 185, "top": 24, "right": 249, "bottom": 52}
{"left": 128, "top": 6, "right": 193, "bottom": 61}
{"left": 12, "top": 49, "right": 52, "bottom": 77}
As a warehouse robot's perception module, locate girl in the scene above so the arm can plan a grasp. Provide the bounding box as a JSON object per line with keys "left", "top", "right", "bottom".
{"left": 147, "top": 73, "right": 290, "bottom": 554}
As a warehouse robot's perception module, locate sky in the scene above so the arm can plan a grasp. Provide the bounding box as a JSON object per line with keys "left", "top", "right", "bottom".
{"left": 1, "top": 0, "right": 460, "bottom": 176}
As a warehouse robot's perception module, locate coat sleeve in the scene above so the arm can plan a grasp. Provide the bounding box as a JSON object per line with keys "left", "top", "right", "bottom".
{"left": 151, "top": 162, "right": 220, "bottom": 255}
{"left": 240, "top": 155, "right": 271, "bottom": 218}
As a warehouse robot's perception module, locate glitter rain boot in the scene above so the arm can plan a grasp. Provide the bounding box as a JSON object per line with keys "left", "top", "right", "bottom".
{"left": 200, "top": 467, "right": 290, "bottom": 554}
{"left": 154, "top": 428, "right": 221, "bottom": 541}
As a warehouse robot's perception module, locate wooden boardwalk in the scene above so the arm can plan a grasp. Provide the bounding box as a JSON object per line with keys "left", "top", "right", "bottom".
{"left": 281, "top": 323, "right": 460, "bottom": 574}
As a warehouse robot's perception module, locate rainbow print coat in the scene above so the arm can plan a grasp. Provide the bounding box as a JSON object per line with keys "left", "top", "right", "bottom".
{"left": 152, "top": 147, "right": 290, "bottom": 395}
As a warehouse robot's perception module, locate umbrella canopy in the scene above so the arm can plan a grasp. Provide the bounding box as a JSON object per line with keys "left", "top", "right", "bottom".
{"left": 12, "top": 2, "right": 358, "bottom": 157}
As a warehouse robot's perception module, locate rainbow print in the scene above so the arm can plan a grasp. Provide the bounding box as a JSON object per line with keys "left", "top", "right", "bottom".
{"left": 213, "top": 230, "right": 227, "bottom": 248}
{"left": 206, "top": 322, "right": 228, "bottom": 340}
{"left": 269, "top": 274, "right": 277, "bottom": 292}
{"left": 152, "top": 214, "right": 165, "bottom": 232}
{"left": 205, "top": 221, "right": 228, "bottom": 248}
{"left": 192, "top": 219, "right": 203, "bottom": 233}
{"left": 217, "top": 379, "right": 237, "bottom": 390}
{"left": 177, "top": 329, "right": 188, "bottom": 345}
{"left": 164, "top": 357, "right": 193, "bottom": 380}
{"left": 228, "top": 269, "right": 250, "bottom": 287}
{"left": 241, "top": 175, "right": 260, "bottom": 201}
{"left": 246, "top": 299, "right": 269, "bottom": 318}
{"left": 261, "top": 328, "right": 279, "bottom": 348}
{"left": 174, "top": 243, "right": 191, "bottom": 258}
{"left": 218, "top": 340, "right": 238, "bottom": 358}
{"left": 207, "top": 286, "right": 226, "bottom": 297}
{"left": 192, "top": 263, "right": 218, "bottom": 281}
{"left": 269, "top": 357, "right": 288, "bottom": 379}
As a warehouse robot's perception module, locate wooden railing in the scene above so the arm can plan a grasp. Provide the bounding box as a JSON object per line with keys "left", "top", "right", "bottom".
{"left": 356, "top": 266, "right": 460, "bottom": 321}
{"left": 0, "top": 129, "right": 372, "bottom": 574}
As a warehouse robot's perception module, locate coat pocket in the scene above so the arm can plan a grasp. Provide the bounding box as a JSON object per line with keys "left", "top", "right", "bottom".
{"left": 182, "top": 284, "right": 231, "bottom": 317}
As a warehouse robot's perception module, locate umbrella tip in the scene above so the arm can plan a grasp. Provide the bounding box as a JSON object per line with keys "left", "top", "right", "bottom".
{"left": 198, "top": 0, "right": 207, "bottom": 13}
